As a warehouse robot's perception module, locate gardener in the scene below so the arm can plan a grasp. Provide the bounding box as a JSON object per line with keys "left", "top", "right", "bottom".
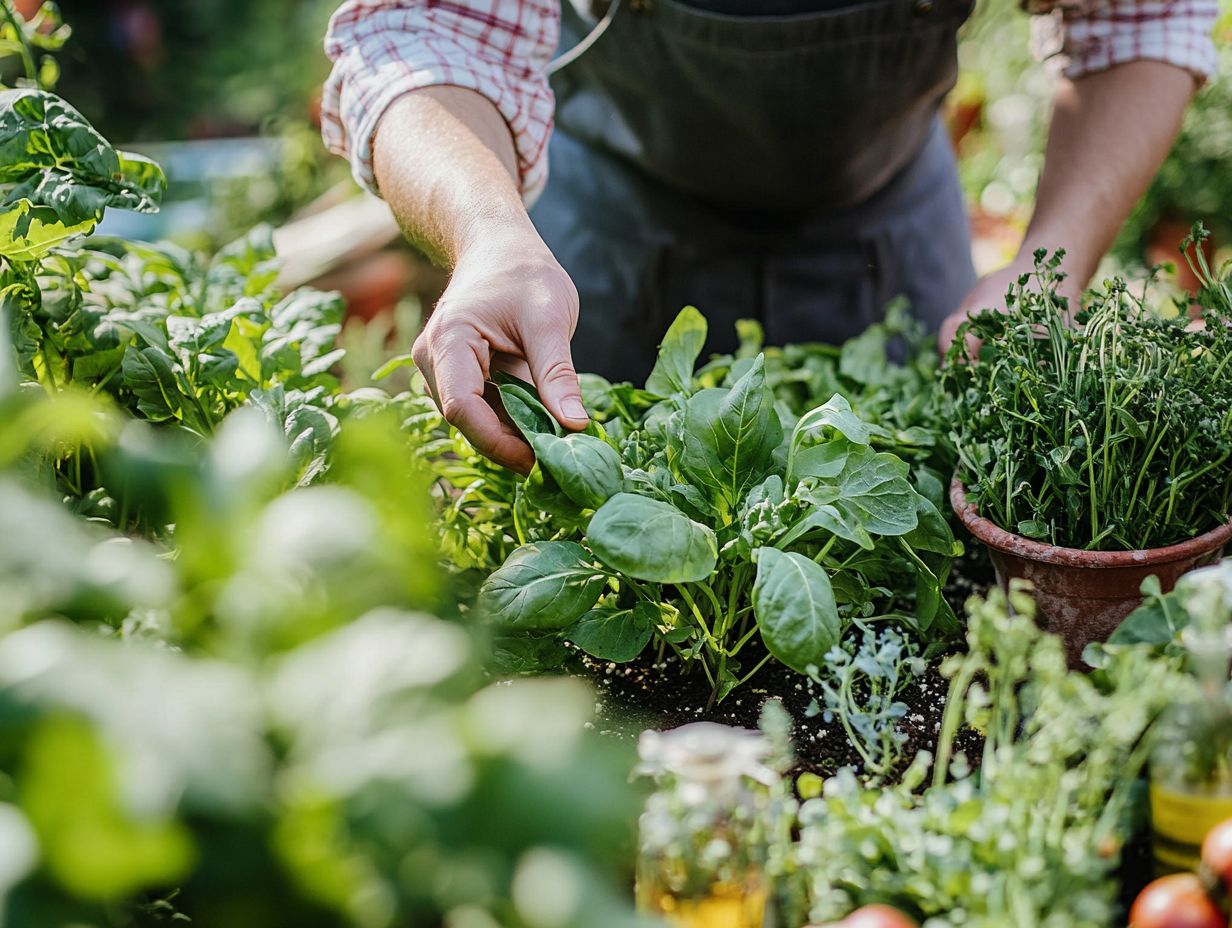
{"left": 323, "top": 0, "right": 1215, "bottom": 471}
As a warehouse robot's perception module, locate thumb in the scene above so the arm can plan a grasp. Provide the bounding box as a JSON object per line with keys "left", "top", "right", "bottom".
{"left": 524, "top": 330, "right": 589, "bottom": 430}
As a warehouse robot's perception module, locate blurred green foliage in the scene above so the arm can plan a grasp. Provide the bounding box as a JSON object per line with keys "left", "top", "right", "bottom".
{"left": 0, "top": 5, "right": 647, "bottom": 924}
{"left": 54, "top": 0, "right": 338, "bottom": 140}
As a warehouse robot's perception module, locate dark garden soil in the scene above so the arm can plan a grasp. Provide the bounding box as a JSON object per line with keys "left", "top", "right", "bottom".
{"left": 581, "top": 545, "right": 996, "bottom": 780}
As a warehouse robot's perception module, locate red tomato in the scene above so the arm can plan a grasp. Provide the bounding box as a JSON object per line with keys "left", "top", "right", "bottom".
{"left": 1201, "top": 817, "right": 1232, "bottom": 898}
{"left": 842, "top": 905, "right": 919, "bottom": 928}
{"left": 1129, "top": 873, "right": 1224, "bottom": 928}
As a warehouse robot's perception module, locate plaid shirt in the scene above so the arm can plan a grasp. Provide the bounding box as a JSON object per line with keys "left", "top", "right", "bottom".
{"left": 322, "top": 0, "right": 1219, "bottom": 202}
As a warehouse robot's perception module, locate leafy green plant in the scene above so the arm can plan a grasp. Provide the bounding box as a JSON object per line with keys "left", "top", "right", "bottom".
{"left": 0, "top": 8, "right": 355, "bottom": 535}
{"left": 795, "top": 585, "right": 1186, "bottom": 928}
{"left": 807, "top": 626, "right": 925, "bottom": 782}
{"left": 945, "top": 246, "right": 1232, "bottom": 550}
{"left": 0, "top": 394, "right": 643, "bottom": 928}
{"left": 477, "top": 309, "right": 962, "bottom": 704}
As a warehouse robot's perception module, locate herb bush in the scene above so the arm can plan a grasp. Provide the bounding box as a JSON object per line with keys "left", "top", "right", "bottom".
{"left": 944, "top": 242, "right": 1232, "bottom": 550}
{"left": 0, "top": 14, "right": 357, "bottom": 531}
{"left": 476, "top": 308, "right": 963, "bottom": 704}
{"left": 794, "top": 585, "right": 1188, "bottom": 927}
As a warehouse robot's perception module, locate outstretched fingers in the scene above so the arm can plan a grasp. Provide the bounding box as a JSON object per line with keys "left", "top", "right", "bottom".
{"left": 415, "top": 329, "right": 534, "bottom": 473}
{"left": 523, "top": 329, "right": 589, "bottom": 432}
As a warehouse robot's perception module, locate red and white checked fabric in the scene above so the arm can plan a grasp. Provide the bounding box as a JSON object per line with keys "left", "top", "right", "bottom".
{"left": 322, "top": 0, "right": 1218, "bottom": 200}
{"left": 1029, "top": 0, "right": 1218, "bottom": 84}
{"left": 322, "top": 0, "right": 558, "bottom": 202}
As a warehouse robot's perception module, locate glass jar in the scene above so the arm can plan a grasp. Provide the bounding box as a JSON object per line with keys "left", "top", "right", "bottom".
{"left": 634, "top": 722, "right": 781, "bottom": 928}
{"left": 1149, "top": 563, "right": 1232, "bottom": 874}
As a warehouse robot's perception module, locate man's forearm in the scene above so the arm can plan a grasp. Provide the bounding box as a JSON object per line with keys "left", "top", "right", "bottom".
{"left": 372, "top": 86, "right": 537, "bottom": 267}
{"left": 1020, "top": 60, "right": 1196, "bottom": 285}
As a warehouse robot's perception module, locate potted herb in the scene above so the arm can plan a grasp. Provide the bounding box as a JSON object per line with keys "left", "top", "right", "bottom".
{"left": 944, "top": 239, "right": 1232, "bottom": 665}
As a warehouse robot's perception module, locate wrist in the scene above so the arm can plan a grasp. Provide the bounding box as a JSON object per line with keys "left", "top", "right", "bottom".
{"left": 454, "top": 207, "right": 544, "bottom": 266}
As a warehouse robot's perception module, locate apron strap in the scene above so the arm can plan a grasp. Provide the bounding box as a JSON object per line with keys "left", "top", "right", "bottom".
{"left": 549, "top": 0, "right": 623, "bottom": 75}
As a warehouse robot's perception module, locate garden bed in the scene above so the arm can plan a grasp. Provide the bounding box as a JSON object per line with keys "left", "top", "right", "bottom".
{"left": 587, "top": 546, "right": 995, "bottom": 778}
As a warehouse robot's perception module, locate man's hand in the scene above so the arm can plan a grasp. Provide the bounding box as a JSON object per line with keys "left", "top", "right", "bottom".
{"left": 412, "top": 230, "right": 587, "bottom": 473}
{"left": 938, "top": 262, "right": 1022, "bottom": 358}
{"left": 939, "top": 254, "right": 1083, "bottom": 358}
{"left": 371, "top": 87, "right": 589, "bottom": 472}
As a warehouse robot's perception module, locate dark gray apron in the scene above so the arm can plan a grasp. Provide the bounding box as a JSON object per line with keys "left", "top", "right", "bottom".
{"left": 529, "top": 0, "right": 978, "bottom": 382}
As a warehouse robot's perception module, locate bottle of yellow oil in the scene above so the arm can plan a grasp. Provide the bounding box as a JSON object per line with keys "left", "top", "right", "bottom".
{"left": 1149, "top": 564, "right": 1232, "bottom": 874}
{"left": 634, "top": 721, "right": 785, "bottom": 928}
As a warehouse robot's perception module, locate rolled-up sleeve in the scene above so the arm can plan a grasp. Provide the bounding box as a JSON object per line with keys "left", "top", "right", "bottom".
{"left": 1028, "top": 0, "right": 1219, "bottom": 83}
{"left": 322, "top": 0, "right": 560, "bottom": 203}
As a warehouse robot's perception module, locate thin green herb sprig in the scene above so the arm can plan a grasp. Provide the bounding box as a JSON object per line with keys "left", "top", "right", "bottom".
{"left": 944, "top": 242, "right": 1232, "bottom": 551}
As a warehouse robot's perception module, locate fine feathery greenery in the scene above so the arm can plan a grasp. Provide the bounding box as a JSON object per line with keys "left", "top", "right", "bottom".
{"left": 793, "top": 584, "right": 1188, "bottom": 928}
{"left": 944, "top": 240, "right": 1232, "bottom": 550}
{"left": 807, "top": 626, "right": 925, "bottom": 783}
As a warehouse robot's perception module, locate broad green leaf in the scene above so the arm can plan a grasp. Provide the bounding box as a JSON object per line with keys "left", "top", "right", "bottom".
{"left": 791, "top": 394, "right": 870, "bottom": 450}
{"left": 0, "top": 198, "right": 94, "bottom": 262}
{"left": 646, "top": 306, "right": 707, "bottom": 396}
{"left": 752, "top": 548, "right": 841, "bottom": 674}
{"left": 677, "top": 355, "right": 782, "bottom": 505}
{"left": 1107, "top": 583, "right": 1186, "bottom": 647}
{"left": 791, "top": 440, "right": 851, "bottom": 482}
{"left": 523, "top": 462, "right": 585, "bottom": 523}
{"left": 587, "top": 493, "right": 717, "bottom": 583}
{"left": 838, "top": 324, "right": 889, "bottom": 386}
{"left": 371, "top": 353, "right": 415, "bottom": 381}
{"left": 826, "top": 445, "right": 920, "bottom": 537}
{"left": 497, "top": 378, "right": 560, "bottom": 439}
{"left": 1017, "top": 519, "right": 1050, "bottom": 540}
{"left": 115, "top": 152, "right": 167, "bottom": 210}
{"left": 490, "top": 632, "right": 573, "bottom": 674}
{"left": 531, "top": 432, "right": 624, "bottom": 509}
{"left": 778, "top": 503, "right": 874, "bottom": 551}
{"left": 122, "top": 344, "right": 186, "bottom": 423}
{"left": 478, "top": 541, "right": 605, "bottom": 630}
{"left": 566, "top": 602, "right": 656, "bottom": 662}
{"left": 0, "top": 90, "right": 165, "bottom": 225}
{"left": 70, "top": 345, "right": 125, "bottom": 384}
{"left": 223, "top": 318, "right": 262, "bottom": 382}
{"left": 904, "top": 496, "right": 963, "bottom": 557}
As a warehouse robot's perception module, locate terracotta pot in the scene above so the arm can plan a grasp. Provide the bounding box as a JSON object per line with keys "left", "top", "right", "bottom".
{"left": 950, "top": 478, "right": 1232, "bottom": 667}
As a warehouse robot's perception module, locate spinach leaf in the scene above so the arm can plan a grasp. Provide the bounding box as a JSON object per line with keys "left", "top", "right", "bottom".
{"left": 792, "top": 394, "right": 871, "bottom": 448}
{"left": 523, "top": 461, "right": 585, "bottom": 521}
{"left": 587, "top": 492, "right": 717, "bottom": 584}
{"left": 0, "top": 90, "right": 165, "bottom": 226}
{"left": 477, "top": 540, "right": 606, "bottom": 630}
{"left": 0, "top": 198, "right": 93, "bottom": 261}
{"left": 566, "top": 602, "right": 657, "bottom": 662}
{"left": 645, "top": 305, "right": 706, "bottom": 397}
{"left": 821, "top": 445, "right": 920, "bottom": 537}
{"left": 121, "top": 344, "right": 190, "bottom": 426}
{"left": 753, "top": 547, "right": 841, "bottom": 674}
{"left": 530, "top": 432, "right": 624, "bottom": 510}
{"left": 677, "top": 355, "right": 782, "bottom": 506}
{"left": 778, "top": 503, "right": 874, "bottom": 552}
